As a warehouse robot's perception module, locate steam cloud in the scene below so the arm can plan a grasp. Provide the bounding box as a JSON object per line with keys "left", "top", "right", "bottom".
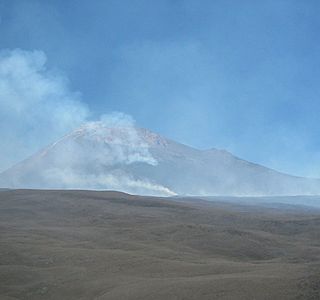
{"left": 0, "top": 49, "right": 89, "bottom": 171}
{"left": 0, "top": 49, "right": 175, "bottom": 196}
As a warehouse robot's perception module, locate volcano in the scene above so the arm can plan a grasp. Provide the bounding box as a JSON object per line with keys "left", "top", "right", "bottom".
{"left": 1, "top": 122, "right": 320, "bottom": 196}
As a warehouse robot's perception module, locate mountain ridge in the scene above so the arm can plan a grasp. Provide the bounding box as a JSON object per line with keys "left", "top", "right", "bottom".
{"left": 1, "top": 122, "right": 320, "bottom": 196}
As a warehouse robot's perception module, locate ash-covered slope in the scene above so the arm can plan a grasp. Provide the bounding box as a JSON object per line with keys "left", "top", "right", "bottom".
{"left": 1, "top": 122, "right": 320, "bottom": 196}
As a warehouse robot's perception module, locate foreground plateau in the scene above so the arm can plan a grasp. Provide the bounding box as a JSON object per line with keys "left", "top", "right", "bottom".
{"left": 1, "top": 189, "right": 320, "bottom": 299}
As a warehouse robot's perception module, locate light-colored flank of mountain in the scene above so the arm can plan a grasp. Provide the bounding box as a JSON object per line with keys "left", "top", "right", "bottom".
{"left": 1, "top": 121, "right": 320, "bottom": 196}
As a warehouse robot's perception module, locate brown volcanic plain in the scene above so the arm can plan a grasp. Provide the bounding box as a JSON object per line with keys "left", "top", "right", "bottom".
{"left": 1, "top": 189, "right": 320, "bottom": 299}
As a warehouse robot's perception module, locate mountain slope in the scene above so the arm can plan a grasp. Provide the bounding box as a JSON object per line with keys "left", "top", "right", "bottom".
{"left": 0, "top": 122, "right": 320, "bottom": 196}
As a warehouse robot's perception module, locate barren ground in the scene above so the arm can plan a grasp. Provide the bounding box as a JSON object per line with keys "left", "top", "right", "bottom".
{"left": 1, "top": 190, "right": 320, "bottom": 299}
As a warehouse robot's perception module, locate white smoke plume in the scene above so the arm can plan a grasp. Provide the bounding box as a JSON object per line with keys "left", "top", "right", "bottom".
{"left": 37, "top": 113, "right": 176, "bottom": 196}
{"left": 76, "top": 113, "right": 158, "bottom": 166}
{"left": 0, "top": 49, "right": 175, "bottom": 196}
{"left": 0, "top": 49, "right": 89, "bottom": 171}
{"left": 43, "top": 169, "right": 176, "bottom": 196}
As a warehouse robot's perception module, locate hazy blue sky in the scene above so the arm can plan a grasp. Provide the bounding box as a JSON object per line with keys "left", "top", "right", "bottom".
{"left": 1, "top": 0, "right": 320, "bottom": 177}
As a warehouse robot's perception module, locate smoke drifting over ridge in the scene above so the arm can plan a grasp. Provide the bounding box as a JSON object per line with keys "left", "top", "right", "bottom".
{"left": 0, "top": 50, "right": 153, "bottom": 169}
{"left": 36, "top": 115, "right": 176, "bottom": 196}
{"left": 0, "top": 49, "right": 176, "bottom": 195}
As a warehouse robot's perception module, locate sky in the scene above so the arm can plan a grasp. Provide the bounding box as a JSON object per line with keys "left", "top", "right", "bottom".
{"left": 0, "top": 0, "right": 320, "bottom": 177}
